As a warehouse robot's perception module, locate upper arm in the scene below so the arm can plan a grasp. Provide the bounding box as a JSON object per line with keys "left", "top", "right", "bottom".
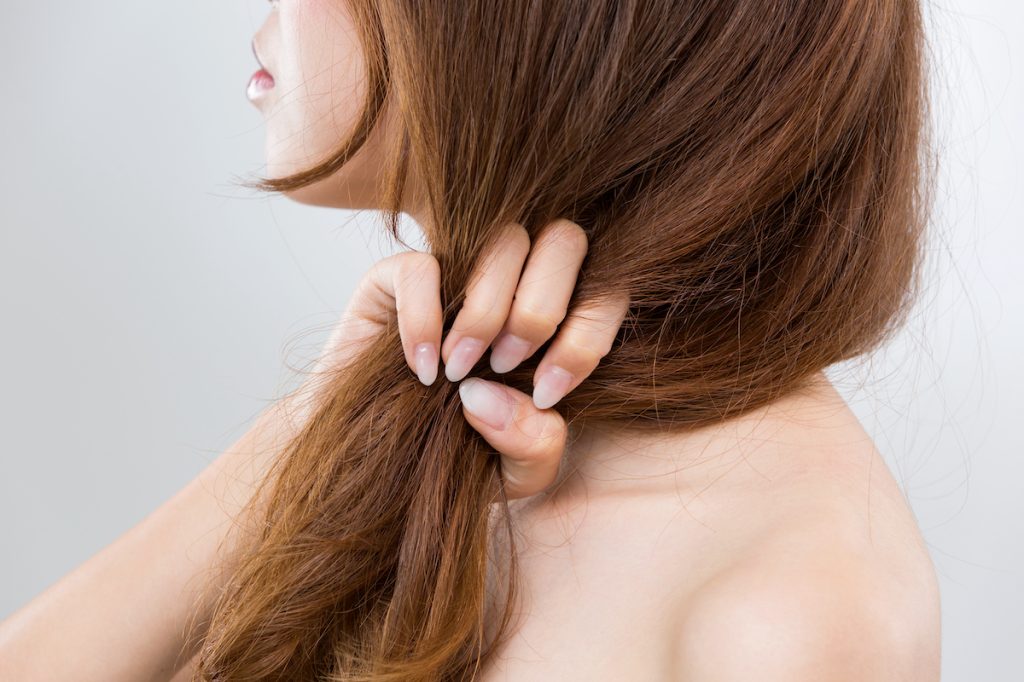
{"left": 0, "top": 405, "right": 293, "bottom": 682}
{"left": 673, "top": 555, "right": 940, "bottom": 682}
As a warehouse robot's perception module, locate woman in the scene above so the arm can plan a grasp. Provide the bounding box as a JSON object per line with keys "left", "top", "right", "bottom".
{"left": 0, "top": 1, "right": 941, "bottom": 680}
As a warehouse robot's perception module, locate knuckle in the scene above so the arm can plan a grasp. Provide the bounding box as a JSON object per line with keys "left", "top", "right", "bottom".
{"left": 363, "top": 256, "right": 393, "bottom": 284}
{"left": 502, "top": 222, "right": 532, "bottom": 253}
{"left": 567, "top": 306, "right": 624, "bottom": 336}
{"left": 476, "top": 223, "right": 530, "bottom": 275}
{"left": 396, "top": 251, "right": 440, "bottom": 284}
{"left": 540, "top": 219, "right": 589, "bottom": 254}
{"left": 592, "top": 293, "right": 631, "bottom": 322}
{"left": 512, "top": 301, "right": 565, "bottom": 336}
{"left": 560, "top": 330, "right": 614, "bottom": 361}
{"left": 513, "top": 411, "right": 567, "bottom": 460}
{"left": 355, "top": 265, "right": 391, "bottom": 305}
{"left": 454, "top": 298, "right": 505, "bottom": 334}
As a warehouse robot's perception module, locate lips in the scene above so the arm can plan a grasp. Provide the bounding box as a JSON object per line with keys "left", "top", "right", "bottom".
{"left": 248, "top": 38, "right": 276, "bottom": 103}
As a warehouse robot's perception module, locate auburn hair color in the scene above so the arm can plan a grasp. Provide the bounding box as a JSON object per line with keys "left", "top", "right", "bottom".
{"left": 189, "top": 1, "right": 931, "bottom": 679}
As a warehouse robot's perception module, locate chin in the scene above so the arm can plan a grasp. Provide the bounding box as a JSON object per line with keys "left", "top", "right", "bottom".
{"left": 262, "top": 155, "right": 384, "bottom": 210}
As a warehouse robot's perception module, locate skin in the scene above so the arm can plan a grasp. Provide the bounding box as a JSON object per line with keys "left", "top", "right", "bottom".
{"left": 249, "top": 0, "right": 631, "bottom": 498}
{"left": 250, "top": 0, "right": 395, "bottom": 209}
{"left": 0, "top": 1, "right": 942, "bottom": 680}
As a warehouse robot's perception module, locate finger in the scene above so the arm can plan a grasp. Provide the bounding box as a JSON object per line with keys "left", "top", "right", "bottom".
{"left": 363, "top": 251, "right": 443, "bottom": 385}
{"left": 441, "top": 223, "right": 531, "bottom": 382}
{"left": 489, "top": 219, "right": 589, "bottom": 374}
{"left": 532, "top": 293, "right": 630, "bottom": 409}
{"left": 457, "top": 378, "right": 567, "bottom": 500}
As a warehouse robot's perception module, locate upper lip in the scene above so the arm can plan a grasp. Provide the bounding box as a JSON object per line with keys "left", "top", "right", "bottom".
{"left": 252, "top": 39, "right": 272, "bottom": 75}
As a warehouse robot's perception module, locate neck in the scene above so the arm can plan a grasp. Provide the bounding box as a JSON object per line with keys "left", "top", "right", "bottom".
{"left": 546, "top": 370, "right": 860, "bottom": 500}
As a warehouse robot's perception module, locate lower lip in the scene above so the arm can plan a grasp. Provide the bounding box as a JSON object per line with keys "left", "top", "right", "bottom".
{"left": 247, "top": 69, "right": 275, "bottom": 101}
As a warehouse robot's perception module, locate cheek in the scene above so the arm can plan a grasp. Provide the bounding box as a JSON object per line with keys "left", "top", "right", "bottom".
{"left": 266, "top": 0, "right": 368, "bottom": 178}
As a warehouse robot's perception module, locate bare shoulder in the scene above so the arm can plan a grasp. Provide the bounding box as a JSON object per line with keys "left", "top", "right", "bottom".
{"left": 671, "top": 431, "right": 941, "bottom": 678}
{"left": 675, "top": 530, "right": 940, "bottom": 679}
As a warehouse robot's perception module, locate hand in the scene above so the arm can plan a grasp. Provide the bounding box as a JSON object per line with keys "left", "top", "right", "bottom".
{"left": 319, "top": 219, "right": 629, "bottom": 499}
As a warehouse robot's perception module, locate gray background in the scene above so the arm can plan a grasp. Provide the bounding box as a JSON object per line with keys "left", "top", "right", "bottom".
{"left": 1, "top": 2, "right": 1020, "bottom": 679}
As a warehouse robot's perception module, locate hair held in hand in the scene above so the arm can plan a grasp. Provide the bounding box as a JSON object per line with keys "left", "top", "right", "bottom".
{"left": 190, "top": 2, "right": 931, "bottom": 679}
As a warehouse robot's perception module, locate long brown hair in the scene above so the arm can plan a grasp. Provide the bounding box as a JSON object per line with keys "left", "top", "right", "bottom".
{"left": 191, "top": 1, "right": 930, "bottom": 678}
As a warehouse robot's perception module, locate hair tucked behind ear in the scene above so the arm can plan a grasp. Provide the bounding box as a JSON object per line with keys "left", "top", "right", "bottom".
{"left": 190, "top": 1, "right": 930, "bottom": 679}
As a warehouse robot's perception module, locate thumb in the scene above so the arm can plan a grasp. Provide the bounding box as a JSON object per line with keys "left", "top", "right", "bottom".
{"left": 457, "top": 378, "right": 568, "bottom": 500}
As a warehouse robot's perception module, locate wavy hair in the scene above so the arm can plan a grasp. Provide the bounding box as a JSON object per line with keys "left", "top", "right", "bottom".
{"left": 190, "top": 1, "right": 930, "bottom": 679}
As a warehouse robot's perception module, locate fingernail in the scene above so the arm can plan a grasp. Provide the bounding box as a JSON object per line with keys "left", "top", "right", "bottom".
{"left": 533, "top": 366, "right": 574, "bottom": 410}
{"left": 445, "top": 337, "right": 486, "bottom": 382}
{"left": 414, "top": 342, "right": 438, "bottom": 386}
{"left": 459, "top": 378, "right": 514, "bottom": 430}
{"left": 489, "top": 334, "right": 532, "bottom": 373}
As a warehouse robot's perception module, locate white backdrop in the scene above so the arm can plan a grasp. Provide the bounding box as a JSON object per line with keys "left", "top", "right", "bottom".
{"left": 0, "top": 2, "right": 1020, "bottom": 679}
